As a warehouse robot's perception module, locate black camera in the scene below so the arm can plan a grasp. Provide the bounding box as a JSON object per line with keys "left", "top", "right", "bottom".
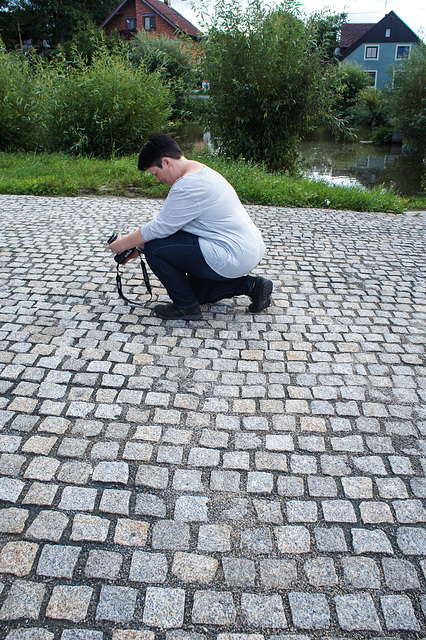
{"left": 107, "top": 233, "right": 135, "bottom": 265}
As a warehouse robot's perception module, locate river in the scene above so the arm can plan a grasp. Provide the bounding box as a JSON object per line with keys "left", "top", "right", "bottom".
{"left": 176, "top": 125, "right": 425, "bottom": 197}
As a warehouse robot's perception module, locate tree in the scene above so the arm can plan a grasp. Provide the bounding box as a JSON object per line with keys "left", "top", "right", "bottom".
{"left": 201, "top": 0, "right": 328, "bottom": 171}
{"left": 0, "top": 0, "right": 117, "bottom": 49}
{"left": 306, "top": 10, "right": 347, "bottom": 62}
{"left": 384, "top": 42, "right": 426, "bottom": 155}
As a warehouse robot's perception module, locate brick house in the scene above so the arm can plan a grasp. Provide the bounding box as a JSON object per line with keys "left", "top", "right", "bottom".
{"left": 337, "top": 11, "right": 420, "bottom": 89}
{"left": 100, "top": 0, "right": 202, "bottom": 40}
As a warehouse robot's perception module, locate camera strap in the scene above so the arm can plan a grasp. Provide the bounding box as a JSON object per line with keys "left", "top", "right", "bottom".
{"left": 115, "top": 249, "right": 152, "bottom": 308}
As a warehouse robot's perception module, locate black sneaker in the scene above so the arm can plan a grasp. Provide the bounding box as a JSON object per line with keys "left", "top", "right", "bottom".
{"left": 248, "top": 276, "right": 273, "bottom": 312}
{"left": 154, "top": 303, "right": 202, "bottom": 320}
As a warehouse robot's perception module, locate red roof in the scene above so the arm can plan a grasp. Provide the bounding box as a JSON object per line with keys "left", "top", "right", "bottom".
{"left": 340, "top": 23, "right": 375, "bottom": 48}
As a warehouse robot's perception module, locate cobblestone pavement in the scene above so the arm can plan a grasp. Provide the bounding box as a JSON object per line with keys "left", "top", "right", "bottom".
{"left": 0, "top": 194, "right": 425, "bottom": 640}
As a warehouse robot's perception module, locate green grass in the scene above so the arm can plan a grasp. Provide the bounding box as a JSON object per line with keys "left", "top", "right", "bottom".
{"left": 1, "top": 151, "right": 425, "bottom": 214}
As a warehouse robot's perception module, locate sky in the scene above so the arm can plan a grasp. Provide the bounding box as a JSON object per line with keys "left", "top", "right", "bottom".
{"left": 172, "top": 0, "right": 425, "bottom": 38}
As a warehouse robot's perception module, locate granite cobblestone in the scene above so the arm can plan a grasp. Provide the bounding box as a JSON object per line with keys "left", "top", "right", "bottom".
{"left": 0, "top": 196, "right": 425, "bottom": 638}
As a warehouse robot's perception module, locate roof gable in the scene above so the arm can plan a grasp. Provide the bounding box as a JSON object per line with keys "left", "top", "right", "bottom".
{"left": 100, "top": 0, "right": 201, "bottom": 38}
{"left": 340, "top": 11, "right": 420, "bottom": 59}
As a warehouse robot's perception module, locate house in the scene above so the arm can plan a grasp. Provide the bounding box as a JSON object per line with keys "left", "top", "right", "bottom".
{"left": 100, "top": 0, "right": 202, "bottom": 40}
{"left": 338, "top": 11, "right": 420, "bottom": 88}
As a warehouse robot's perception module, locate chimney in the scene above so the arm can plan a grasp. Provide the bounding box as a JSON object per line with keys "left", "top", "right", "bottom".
{"left": 164, "top": 0, "right": 171, "bottom": 5}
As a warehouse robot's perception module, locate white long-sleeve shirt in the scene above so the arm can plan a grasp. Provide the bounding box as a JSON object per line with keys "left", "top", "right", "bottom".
{"left": 141, "top": 165, "right": 265, "bottom": 278}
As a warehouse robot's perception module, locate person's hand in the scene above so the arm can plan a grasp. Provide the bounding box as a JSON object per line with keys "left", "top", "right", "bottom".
{"left": 109, "top": 233, "right": 123, "bottom": 254}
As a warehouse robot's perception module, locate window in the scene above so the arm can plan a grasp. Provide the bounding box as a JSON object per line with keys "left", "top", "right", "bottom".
{"left": 144, "top": 15, "right": 156, "bottom": 30}
{"left": 385, "top": 28, "right": 391, "bottom": 37}
{"left": 126, "top": 18, "right": 136, "bottom": 30}
{"left": 365, "top": 46, "right": 379, "bottom": 59}
{"left": 396, "top": 45, "right": 410, "bottom": 59}
{"left": 365, "top": 71, "right": 377, "bottom": 87}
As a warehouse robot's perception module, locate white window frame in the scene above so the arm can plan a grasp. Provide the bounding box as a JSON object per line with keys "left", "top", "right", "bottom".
{"left": 364, "top": 45, "right": 379, "bottom": 60}
{"left": 385, "top": 28, "right": 391, "bottom": 37}
{"left": 365, "top": 71, "right": 377, "bottom": 87}
{"left": 395, "top": 44, "right": 411, "bottom": 60}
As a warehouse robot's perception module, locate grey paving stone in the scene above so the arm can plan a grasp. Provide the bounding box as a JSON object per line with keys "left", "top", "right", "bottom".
{"left": 129, "top": 551, "right": 168, "bottom": 583}
{"left": 198, "top": 524, "right": 232, "bottom": 552}
{"left": 334, "top": 593, "right": 382, "bottom": 631}
{"left": 0, "top": 541, "right": 39, "bottom": 576}
{"left": 352, "top": 528, "right": 394, "bottom": 554}
{"left": 37, "top": 544, "right": 81, "bottom": 578}
{"left": 192, "top": 590, "right": 237, "bottom": 625}
{"left": 286, "top": 500, "right": 318, "bottom": 522}
{"left": 152, "top": 520, "right": 190, "bottom": 550}
{"left": 45, "top": 585, "right": 93, "bottom": 622}
{"left": 99, "top": 489, "right": 131, "bottom": 515}
{"left": 22, "top": 482, "right": 59, "bottom": 505}
{"left": 382, "top": 558, "right": 421, "bottom": 590}
{"left": 71, "top": 513, "right": 110, "bottom": 542}
{"left": 275, "top": 526, "right": 310, "bottom": 553}
{"left": 173, "top": 469, "right": 204, "bottom": 492}
{"left": 0, "top": 507, "right": 29, "bottom": 533}
{"left": 314, "top": 527, "right": 348, "bottom": 552}
{"left": 241, "top": 593, "right": 287, "bottom": 628}
{"left": 135, "top": 492, "right": 167, "bottom": 517}
{"left": 322, "top": 500, "right": 357, "bottom": 523}
{"left": 143, "top": 587, "right": 185, "bottom": 628}
{"left": 92, "top": 461, "right": 129, "bottom": 484}
{"left": 304, "top": 557, "right": 338, "bottom": 587}
{"left": 136, "top": 464, "right": 169, "bottom": 489}
{"left": 380, "top": 595, "right": 420, "bottom": 631}
{"left": 259, "top": 558, "right": 298, "bottom": 589}
{"left": 172, "top": 552, "right": 219, "bottom": 583}
{"left": 58, "top": 486, "right": 97, "bottom": 511}
{"left": 288, "top": 592, "right": 330, "bottom": 629}
{"left": 5, "top": 630, "right": 54, "bottom": 640}
{"left": 96, "top": 585, "right": 138, "bottom": 623}
{"left": 341, "top": 556, "right": 381, "bottom": 589}
{"left": 85, "top": 549, "right": 123, "bottom": 580}
{"left": 253, "top": 499, "right": 283, "bottom": 523}
{"left": 396, "top": 526, "right": 426, "bottom": 554}
{"left": 241, "top": 527, "right": 273, "bottom": 554}
{"left": 175, "top": 495, "right": 208, "bottom": 521}
{"left": 114, "top": 518, "right": 149, "bottom": 546}
{"left": 0, "top": 580, "right": 46, "bottom": 620}
{"left": 26, "top": 510, "right": 69, "bottom": 542}
{"left": 222, "top": 557, "right": 255, "bottom": 587}
{"left": 0, "top": 477, "right": 25, "bottom": 502}
{"left": 307, "top": 475, "right": 337, "bottom": 497}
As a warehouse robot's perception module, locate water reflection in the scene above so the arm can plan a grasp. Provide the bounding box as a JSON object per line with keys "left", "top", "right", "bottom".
{"left": 176, "top": 124, "right": 424, "bottom": 197}
{"left": 298, "top": 132, "right": 424, "bottom": 196}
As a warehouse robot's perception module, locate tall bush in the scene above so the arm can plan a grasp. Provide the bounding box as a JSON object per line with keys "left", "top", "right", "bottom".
{"left": 201, "top": 0, "right": 327, "bottom": 171}
{"left": 131, "top": 30, "right": 200, "bottom": 122}
{"left": 42, "top": 48, "right": 172, "bottom": 157}
{"left": 384, "top": 42, "right": 426, "bottom": 155}
{"left": 0, "top": 42, "right": 43, "bottom": 151}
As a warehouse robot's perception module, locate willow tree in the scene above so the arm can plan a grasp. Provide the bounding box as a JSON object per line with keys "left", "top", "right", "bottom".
{"left": 202, "top": 0, "right": 328, "bottom": 171}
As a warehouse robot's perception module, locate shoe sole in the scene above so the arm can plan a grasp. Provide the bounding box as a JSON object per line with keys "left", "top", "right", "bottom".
{"left": 249, "top": 279, "right": 273, "bottom": 312}
{"left": 154, "top": 308, "right": 202, "bottom": 320}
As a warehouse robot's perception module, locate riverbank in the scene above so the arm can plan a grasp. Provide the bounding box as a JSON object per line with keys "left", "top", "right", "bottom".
{"left": 1, "top": 151, "right": 425, "bottom": 213}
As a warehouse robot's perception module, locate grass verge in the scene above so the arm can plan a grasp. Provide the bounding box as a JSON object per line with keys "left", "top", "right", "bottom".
{"left": 1, "top": 151, "right": 424, "bottom": 214}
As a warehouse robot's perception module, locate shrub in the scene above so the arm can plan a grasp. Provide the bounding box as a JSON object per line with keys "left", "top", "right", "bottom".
{"left": 42, "top": 48, "right": 172, "bottom": 157}
{"left": 330, "top": 62, "right": 372, "bottom": 119}
{"left": 0, "top": 42, "right": 43, "bottom": 151}
{"left": 352, "top": 87, "right": 389, "bottom": 130}
{"left": 201, "top": 0, "right": 328, "bottom": 171}
{"left": 384, "top": 42, "right": 426, "bottom": 154}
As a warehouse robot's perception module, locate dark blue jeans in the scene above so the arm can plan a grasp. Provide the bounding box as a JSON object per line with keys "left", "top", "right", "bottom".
{"left": 144, "top": 231, "right": 254, "bottom": 308}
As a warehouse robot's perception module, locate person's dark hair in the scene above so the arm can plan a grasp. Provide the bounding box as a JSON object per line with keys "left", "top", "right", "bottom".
{"left": 138, "top": 133, "right": 183, "bottom": 171}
